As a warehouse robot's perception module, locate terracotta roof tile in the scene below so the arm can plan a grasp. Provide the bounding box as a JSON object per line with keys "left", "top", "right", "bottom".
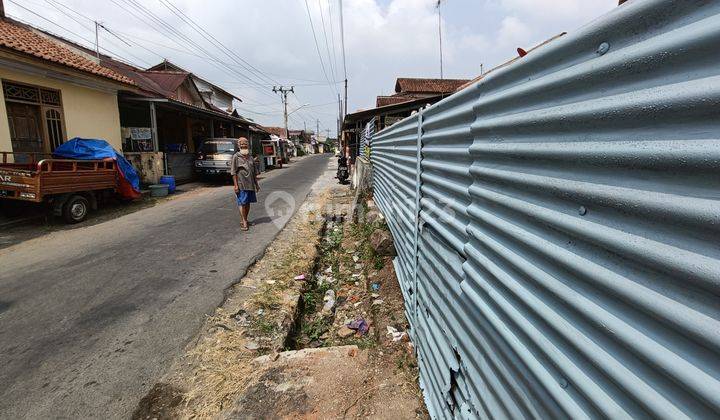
{"left": 376, "top": 93, "right": 430, "bottom": 107}
{"left": 0, "top": 18, "right": 135, "bottom": 85}
{"left": 394, "top": 78, "right": 470, "bottom": 94}
{"left": 140, "top": 71, "right": 190, "bottom": 95}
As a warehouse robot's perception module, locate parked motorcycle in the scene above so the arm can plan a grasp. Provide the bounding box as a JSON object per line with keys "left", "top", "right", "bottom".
{"left": 336, "top": 156, "right": 349, "bottom": 184}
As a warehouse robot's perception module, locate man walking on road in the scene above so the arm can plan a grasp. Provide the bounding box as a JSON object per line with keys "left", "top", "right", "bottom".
{"left": 232, "top": 137, "right": 260, "bottom": 230}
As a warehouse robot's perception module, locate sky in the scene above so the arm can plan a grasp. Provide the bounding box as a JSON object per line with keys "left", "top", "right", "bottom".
{"left": 7, "top": 0, "right": 618, "bottom": 136}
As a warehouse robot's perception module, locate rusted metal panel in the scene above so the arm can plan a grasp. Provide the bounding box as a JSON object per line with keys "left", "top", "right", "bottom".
{"left": 371, "top": 1, "right": 720, "bottom": 418}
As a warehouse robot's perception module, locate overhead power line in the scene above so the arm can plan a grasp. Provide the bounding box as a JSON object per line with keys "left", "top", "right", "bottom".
{"left": 112, "top": 0, "right": 279, "bottom": 103}
{"left": 12, "top": 0, "right": 328, "bottom": 127}
{"left": 157, "top": 0, "right": 279, "bottom": 87}
{"left": 338, "top": 0, "right": 348, "bottom": 117}
{"left": 303, "top": 0, "right": 336, "bottom": 98}
{"left": 326, "top": 0, "right": 340, "bottom": 82}
{"left": 6, "top": 0, "right": 145, "bottom": 67}
{"left": 317, "top": 0, "right": 337, "bottom": 87}
{"left": 42, "top": 0, "right": 151, "bottom": 66}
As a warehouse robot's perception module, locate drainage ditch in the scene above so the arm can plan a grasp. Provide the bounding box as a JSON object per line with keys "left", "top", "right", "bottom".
{"left": 285, "top": 213, "right": 351, "bottom": 350}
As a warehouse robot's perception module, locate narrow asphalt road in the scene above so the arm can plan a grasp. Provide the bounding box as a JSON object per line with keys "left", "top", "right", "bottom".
{"left": 0, "top": 154, "right": 331, "bottom": 419}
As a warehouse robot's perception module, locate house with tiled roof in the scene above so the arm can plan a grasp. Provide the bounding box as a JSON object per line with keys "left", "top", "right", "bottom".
{"left": 342, "top": 77, "right": 468, "bottom": 158}
{"left": 39, "top": 32, "right": 271, "bottom": 182}
{"left": 146, "top": 60, "right": 240, "bottom": 114}
{"left": 341, "top": 33, "right": 567, "bottom": 160}
{"left": 0, "top": 8, "right": 136, "bottom": 158}
{"left": 374, "top": 77, "right": 469, "bottom": 108}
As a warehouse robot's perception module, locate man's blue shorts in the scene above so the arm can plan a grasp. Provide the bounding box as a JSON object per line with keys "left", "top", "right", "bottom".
{"left": 236, "top": 190, "right": 257, "bottom": 206}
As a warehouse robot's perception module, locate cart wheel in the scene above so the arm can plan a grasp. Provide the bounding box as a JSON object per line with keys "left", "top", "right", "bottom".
{"left": 63, "top": 195, "right": 89, "bottom": 224}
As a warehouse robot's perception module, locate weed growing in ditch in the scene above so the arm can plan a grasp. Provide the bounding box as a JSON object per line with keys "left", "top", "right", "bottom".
{"left": 349, "top": 221, "right": 385, "bottom": 272}
{"left": 302, "top": 277, "right": 334, "bottom": 313}
{"left": 301, "top": 317, "right": 331, "bottom": 341}
{"left": 344, "top": 335, "right": 377, "bottom": 350}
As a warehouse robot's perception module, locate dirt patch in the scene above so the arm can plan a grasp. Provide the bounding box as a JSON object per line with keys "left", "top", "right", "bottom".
{"left": 132, "top": 383, "right": 184, "bottom": 420}
{"left": 231, "top": 367, "right": 311, "bottom": 419}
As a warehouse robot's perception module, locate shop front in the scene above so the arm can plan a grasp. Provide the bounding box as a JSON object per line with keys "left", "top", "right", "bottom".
{"left": 118, "top": 95, "right": 253, "bottom": 184}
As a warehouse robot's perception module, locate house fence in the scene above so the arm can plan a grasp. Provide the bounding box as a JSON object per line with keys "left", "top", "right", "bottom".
{"left": 370, "top": 1, "right": 720, "bottom": 418}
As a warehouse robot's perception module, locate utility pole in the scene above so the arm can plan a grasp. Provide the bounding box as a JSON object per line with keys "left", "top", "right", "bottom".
{"left": 94, "top": 21, "right": 100, "bottom": 59}
{"left": 337, "top": 93, "right": 342, "bottom": 143}
{"left": 316, "top": 119, "right": 320, "bottom": 139}
{"left": 272, "top": 86, "right": 294, "bottom": 139}
{"left": 436, "top": 0, "right": 443, "bottom": 79}
{"left": 339, "top": 0, "right": 348, "bottom": 118}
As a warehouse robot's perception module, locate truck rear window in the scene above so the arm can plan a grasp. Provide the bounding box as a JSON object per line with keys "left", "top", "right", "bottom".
{"left": 200, "top": 141, "right": 236, "bottom": 154}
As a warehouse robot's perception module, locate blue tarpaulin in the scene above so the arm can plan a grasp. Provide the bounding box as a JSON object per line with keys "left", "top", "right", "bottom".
{"left": 53, "top": 138, "right": 141, "bottom": 197}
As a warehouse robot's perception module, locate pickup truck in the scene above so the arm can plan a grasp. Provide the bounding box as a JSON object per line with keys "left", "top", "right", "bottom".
{"left": 0, "top": 152, "right": 119, "bottom": 223}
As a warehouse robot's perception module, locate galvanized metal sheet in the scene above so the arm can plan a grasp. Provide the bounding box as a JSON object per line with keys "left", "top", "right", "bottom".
{"left": 370, "top": 1, "right": 720, "bottom": 418}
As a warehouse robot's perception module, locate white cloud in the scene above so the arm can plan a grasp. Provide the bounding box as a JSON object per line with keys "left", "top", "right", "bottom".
{"left": 6, "top": 0, "right": 618, "bottom": 135}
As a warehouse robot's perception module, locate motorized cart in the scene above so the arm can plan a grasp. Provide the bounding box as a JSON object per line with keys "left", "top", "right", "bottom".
{"left": 0, "top": 139, "right": 141, "bottom": 224}
{"left": 0, "top": 152, "right": 119, "bottom": 223}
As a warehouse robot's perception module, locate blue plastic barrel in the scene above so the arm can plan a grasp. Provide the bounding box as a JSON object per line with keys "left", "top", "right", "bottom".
{"left": 159, "top": 175, "right": 176, "bottom": 194}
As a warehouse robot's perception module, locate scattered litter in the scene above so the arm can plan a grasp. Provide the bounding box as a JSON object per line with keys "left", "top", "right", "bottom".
{"left": 354, "top": 281, "right": 359, "bottom": 286}
{"left": 372, "top": 299, "right": 384, "bottom": 306}
{"left": 353, "top": 301, "right": 363, "bottom": 308}
{"left": 317, "top": 274, "right": 336, "bottom": 284}
{"left": 294, "top": 274, "right": 306, "bottom": 280}
{"left": 371, "top": 283, "right": 381, "bottom": 291}
{"left": 348, "top": 318, "right": 369, "bottom": 335}
{"left": 266, "top": 280, "right": 276, "bottom": 285}
{"left": 354, "top": 263, "right": 364, "bottom": 270}
{"left": 257, "top": 309, "right": 264, "bottom": 315}
{"left": 371, "top": 293, "right": 380, "bottom": 298}
{"left": 352, "top": 255, "right": 360, "bottom": 262}
{"left": 324, "top": 267, "right": 333, "bottom": 274}
{"left": 322, "top": 290, "right": 336, "bottom": 314}
{"left": 386, "top": 326, "right": 408, "bottom": 342}
{"left": 352, "top": 273, "right": 361, "bottom": 278}
{"left": 245, "top": 341, "right": 260, "bottom": 350}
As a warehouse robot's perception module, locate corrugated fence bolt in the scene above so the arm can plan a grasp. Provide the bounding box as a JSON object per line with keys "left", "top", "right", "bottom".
{"left": 560, "top": 378, "right": 569, "bottom": 389}
{"left": 579, "top": 206, "right": 587, "bottom": 216}
{"left": 596, "top": 42, "right": 610, "bottom": 55}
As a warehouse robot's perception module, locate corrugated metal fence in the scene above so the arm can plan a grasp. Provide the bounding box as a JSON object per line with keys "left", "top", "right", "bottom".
{"left": 370, "top": 1, "right": 720, "bottom": 418}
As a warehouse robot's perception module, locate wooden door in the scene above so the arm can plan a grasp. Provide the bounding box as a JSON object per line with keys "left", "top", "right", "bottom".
{"left": 7, "top": 102, "right": 43, "bottom": 157}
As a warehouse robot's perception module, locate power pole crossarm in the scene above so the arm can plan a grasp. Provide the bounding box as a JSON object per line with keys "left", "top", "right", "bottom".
{"left": 272, "top": 85, "right": 294, "bottom": 140}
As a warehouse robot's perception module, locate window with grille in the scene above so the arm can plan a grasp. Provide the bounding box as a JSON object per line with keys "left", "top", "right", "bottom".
{"left": 3, "top": 81, "right": 62, "bottom": 106}
{"left": 45, "top": 109, "right": 63, "bottom": 151}
{"left": 2, "top": 80, "right": 66, "bottom": 151}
